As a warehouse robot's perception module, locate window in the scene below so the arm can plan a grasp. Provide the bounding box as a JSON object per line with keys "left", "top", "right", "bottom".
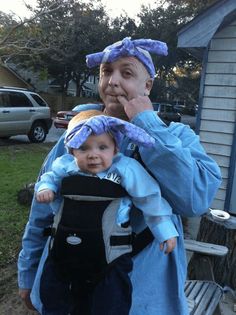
{"left": 166, "top": 106, "right": 172, "bottom": 113}
{"left": 9, "top": 92, "right": 32, "bottom": 107}
{"left": 31, "top": 93, "right": 47, "bottom": 107}
{"left": 160, "top": 105, "right": 165, "bottom": 113}
{"left": 152, "top": 103, "right": 160, "bottom": 111}
{"left": 0, "top": 92, "right": 10, "bottom": 107}
{"left": 86, "top": 76, "right": 94, "bottom": 83}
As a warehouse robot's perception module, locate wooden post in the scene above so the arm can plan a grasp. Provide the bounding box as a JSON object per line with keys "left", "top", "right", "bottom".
{"left": 188, "top": 213, "right": 236, "bottom": 289}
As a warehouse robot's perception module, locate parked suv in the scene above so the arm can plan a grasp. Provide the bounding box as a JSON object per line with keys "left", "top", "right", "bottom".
{"left": 0, "top": 87, "right": 52, "bottom": 142}
{"left": 152, "top": 102, "right": 181, "bottom": 124}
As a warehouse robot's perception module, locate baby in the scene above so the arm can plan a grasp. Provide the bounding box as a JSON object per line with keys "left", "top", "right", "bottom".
{"left": 35, "top": 110, "right": 178, "bottom": 253}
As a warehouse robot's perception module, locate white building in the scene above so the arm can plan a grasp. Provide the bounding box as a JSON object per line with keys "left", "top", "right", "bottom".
{"left": 178, "top": 0, "right": 236, "bottom": 213}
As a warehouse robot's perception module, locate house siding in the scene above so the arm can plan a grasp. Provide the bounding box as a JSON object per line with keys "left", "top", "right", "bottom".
{"left": 199, "top": 20, "right": 236, "bottom": 210}
{"left": 0, "top": 65, "right": 29, "bottom": 88}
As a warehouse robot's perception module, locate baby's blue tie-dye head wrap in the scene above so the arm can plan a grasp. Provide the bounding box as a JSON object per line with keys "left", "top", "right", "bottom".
{"left": 65, "top": 115, "right": 155, "bottom": 149}
{"left": 86, "top": 37, "right": 168, "bottom": 78}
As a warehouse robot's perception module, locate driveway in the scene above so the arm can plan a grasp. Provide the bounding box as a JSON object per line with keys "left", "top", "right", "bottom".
{"left": 0, "top": 115, "right": 196, "bottom": 146}
{"left": 0, "top": 122, "right": 65, "bottom": 146}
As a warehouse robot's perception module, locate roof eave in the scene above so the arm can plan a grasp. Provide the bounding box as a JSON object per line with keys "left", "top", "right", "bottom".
{"left": 177, "top": 0, "right": 236, "bottom": 59}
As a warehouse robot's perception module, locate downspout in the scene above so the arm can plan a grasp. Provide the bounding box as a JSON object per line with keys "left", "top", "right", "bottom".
{"left": 225, "top": 118, "right": 236, "bottom": 212}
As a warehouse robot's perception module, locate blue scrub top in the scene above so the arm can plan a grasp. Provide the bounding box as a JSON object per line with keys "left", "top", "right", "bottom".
{"left": 18, "top": 107, "right": 222, "bottom": 315}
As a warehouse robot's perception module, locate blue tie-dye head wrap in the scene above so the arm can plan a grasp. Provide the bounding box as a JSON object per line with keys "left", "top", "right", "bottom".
{"left": 65, "top": 115, "right": 155, "bottom": 149}
{"left": 86, "top": 37, "right": 168, "bottom": 78}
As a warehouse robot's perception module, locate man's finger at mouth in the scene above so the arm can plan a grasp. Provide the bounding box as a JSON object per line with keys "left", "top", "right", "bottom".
{"left": 117, "top": 95, "right": 128, "bottom": 105}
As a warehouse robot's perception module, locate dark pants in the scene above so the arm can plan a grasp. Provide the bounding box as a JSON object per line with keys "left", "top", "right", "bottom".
{"left": 40, "top": 255, "right": 133, "bottom": 315}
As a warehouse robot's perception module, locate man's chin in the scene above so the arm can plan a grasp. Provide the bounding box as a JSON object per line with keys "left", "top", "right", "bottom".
{"left": 104, "top": 103, "right": 128, "bottom": 120}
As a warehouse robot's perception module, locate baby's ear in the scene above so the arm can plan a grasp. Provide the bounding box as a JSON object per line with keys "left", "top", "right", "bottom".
{"left": 114, "top": 146, "right": 119, "bottom": 154}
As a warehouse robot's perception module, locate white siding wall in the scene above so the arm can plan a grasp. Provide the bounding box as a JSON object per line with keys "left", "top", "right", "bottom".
{"left": 200, "top": 20, "right": 236, "bottom": 210}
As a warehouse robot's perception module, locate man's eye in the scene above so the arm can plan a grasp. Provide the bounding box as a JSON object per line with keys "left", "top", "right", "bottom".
{"left": 123, "top": 70, "right": 132, "bottom": 77}
{"left": 101, "top": 68, "right": 111, "bottom": 75}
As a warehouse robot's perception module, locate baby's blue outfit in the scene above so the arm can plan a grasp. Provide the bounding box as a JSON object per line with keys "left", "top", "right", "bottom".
{"left": 35, "top": 152, "right": 178, "bottom": 243}
{"left": 18, "top": 109, "right": 222, "bottom": 315}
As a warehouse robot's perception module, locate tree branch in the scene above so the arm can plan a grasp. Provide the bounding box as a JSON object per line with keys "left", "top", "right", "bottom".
{"left": 0, "top": 3, "right": 63, "bottom": 46}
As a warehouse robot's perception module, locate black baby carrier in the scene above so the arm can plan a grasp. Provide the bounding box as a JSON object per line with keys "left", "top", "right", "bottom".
{"left": 47, "top": 174, "right": 135, "bottom": 283}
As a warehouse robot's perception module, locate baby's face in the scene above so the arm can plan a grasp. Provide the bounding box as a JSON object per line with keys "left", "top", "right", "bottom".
{"left": 73, "top": 133, "right": 117, "bottom": 175}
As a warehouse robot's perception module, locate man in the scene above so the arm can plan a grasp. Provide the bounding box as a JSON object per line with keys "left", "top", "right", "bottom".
{"left": 18, "top": 37, "right": 221, "bottom": 315}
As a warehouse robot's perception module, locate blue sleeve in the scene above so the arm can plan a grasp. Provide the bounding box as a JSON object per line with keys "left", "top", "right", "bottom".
{"left": 145, "top": 216, "right": 179, "bottom": 243}
{"left": 35, "top": 154, "right": 78, "bottom": 194}
{"left": 120, "top": 157, "right": 171, "bottom": 216}
{"left": 119, "top": 157, "right": 179, "bottom": 242}
{"left": 132, "top": 111, "right": 222, "bottom": 217}
{"left": 18, "top": 134, "right": 67, "bottom": 289}
{"left": 35, "top": 158, "right": 64, "bottom": 193}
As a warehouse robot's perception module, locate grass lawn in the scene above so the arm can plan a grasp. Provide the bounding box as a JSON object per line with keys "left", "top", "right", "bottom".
{"left": 0, "top": 143, "right": 54, "bottom": 267}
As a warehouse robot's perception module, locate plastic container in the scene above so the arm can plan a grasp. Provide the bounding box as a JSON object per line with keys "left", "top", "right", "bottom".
{"left": 210, "top": 209, "right": 230, "bottom": 222}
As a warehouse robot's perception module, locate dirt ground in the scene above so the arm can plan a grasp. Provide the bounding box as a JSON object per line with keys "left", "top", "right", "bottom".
{"left": 0, "top": 263, "right": 38, "bottom": 315}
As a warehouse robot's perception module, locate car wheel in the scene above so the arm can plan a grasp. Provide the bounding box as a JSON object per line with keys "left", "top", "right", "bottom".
{"left": 28, "top": 122, "right": 47, "bottom": 143}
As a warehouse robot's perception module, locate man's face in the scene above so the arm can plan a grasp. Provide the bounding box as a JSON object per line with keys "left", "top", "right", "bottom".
{"left": 73, "top": 133, "right": 117, "bottom": 175}
{"left": 99, "top": 57, "right": 153, "bottom": 119}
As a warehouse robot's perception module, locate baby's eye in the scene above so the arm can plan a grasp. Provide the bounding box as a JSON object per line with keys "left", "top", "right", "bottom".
{"left": 99, "top": 145, "right": 108, "bottom": 150}
{"left": 78, "top": 145, "right": 87, "bottom": 151}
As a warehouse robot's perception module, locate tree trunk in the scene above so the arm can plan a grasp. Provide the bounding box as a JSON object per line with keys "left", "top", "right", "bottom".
{"left": 188, "top": 213, "right": 236, "bottom": 289}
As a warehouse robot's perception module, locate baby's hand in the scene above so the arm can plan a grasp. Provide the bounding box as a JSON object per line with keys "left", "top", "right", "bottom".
{"left": 36, "top": 189, "right": 55, "bottom": 203}
{"left": 159, "top": 237, "right": 177, "bottom": 254}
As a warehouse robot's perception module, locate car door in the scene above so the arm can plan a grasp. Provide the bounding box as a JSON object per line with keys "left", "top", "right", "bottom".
{"left": 164, "top": 105, "right": 176, "bottom": 122}
{"left": 0, "top": 91, "right": 33, "bottom": 136}
{"left": 160, "top": 104, "right": 178, "bottom": 123}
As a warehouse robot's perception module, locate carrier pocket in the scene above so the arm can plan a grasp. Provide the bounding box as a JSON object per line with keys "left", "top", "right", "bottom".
{"left": 50, "top": 224, "right": 107, "bottom": 281}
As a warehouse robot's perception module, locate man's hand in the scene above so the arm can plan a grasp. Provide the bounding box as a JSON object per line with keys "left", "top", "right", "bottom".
{"left": 19, "top": 288, "right": 36, "bottom": 311}
{"left": 36, "top": 189, "right": 55, "bottom": 203}
{"left": 117, "top": 95, "right": 153, "bottom": 120}
{"left": 160, "top": 237, "right": 177, "bottom": 254}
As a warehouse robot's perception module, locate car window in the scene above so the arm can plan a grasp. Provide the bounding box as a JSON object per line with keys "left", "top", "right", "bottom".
{"left": 9, "top": 92, "right": 32, "bottom": 107}
{"left": 152, "top": 103, "right": 160, "bottom": 111}
{"left": 30, "top": 93, "right": 47, "bottom": 107}
{"left": 160, "top": 105, "right": 165, "bottom": 112}
{"left": 165, "top": 106, "right": 172, "bottom": 113}
{"left": 0, "top": 92, "right": 11, "bottom": 107}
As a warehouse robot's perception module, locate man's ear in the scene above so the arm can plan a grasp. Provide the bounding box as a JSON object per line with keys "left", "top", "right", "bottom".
{"left": 144, "top": 78, "right": 153, "bottom": 96}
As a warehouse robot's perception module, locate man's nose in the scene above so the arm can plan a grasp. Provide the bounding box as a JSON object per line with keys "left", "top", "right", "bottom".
{"left": 108, "top": 72, "right": 119, "bottom": 87}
